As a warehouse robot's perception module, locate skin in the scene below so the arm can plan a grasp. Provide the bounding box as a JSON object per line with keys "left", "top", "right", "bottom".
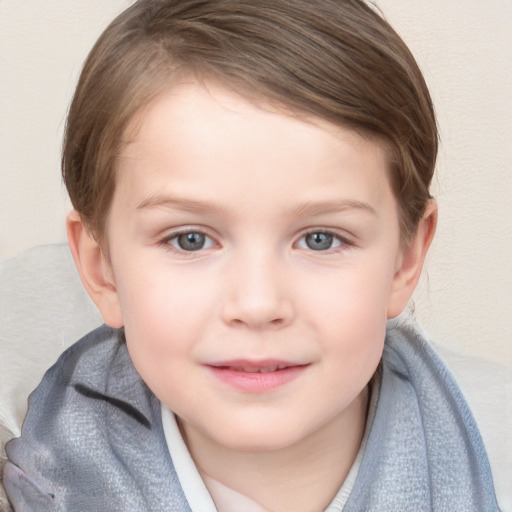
{"left": 68, "top": 82, "right": 436, "bottom": 512}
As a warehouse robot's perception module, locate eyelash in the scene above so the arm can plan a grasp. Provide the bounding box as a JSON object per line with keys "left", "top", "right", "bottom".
{"left": 158, "top": 228, "right": 353, "bottom": 255}
{"left": 295, "top": 230, "right": 352, "bottom": 253}
{"left": 158, "top": 228, "right": 216, "bottom": 255}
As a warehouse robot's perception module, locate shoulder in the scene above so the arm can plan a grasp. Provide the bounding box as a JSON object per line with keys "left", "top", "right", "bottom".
{"left": 386, "top": 319, "right": 512, "bottom": 512}
{"left": 3, "top": 326, "right": 182, "bottom": 510}
{"left": 29, "top": 324, "right": 124, "bottom": 395}
{"left": 434, "top": 343, "right": 512, "bottom": 512}
{"left": 6, "top": 324, "right": 127, "bottom": 449}
{"left": 10, "top": 324, "right": 153, "bottom": 439}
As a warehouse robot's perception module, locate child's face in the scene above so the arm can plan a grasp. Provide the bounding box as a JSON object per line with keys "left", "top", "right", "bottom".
{"left": 94, "top": 82, "right": 415, "bottom": 452}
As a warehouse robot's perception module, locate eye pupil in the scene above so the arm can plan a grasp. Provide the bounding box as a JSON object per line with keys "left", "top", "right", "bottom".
{"left": 306, "top": 232, "right": 333, "bottom": 250}
{"left": 178, "top": 232, "right": 206, "bottom": 251}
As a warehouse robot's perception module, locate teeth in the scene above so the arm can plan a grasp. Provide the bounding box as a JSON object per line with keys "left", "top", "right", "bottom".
{"left": 231, "top": 365, "right": 281, "bottom": 373}
{"left": 242, "top": 367, "right": 260, "bottom": 373}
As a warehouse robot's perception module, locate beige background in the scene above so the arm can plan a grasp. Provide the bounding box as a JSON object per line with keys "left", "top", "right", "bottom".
{"left": 1, "top": 1, "right": 511, "bottom": 365}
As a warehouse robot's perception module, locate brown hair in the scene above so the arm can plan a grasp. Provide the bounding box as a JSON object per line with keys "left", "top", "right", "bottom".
{"left": 62, "top": 0, "right": 438, "bottom": 244}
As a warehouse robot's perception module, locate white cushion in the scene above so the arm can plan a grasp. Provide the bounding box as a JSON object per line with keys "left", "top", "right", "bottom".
{"left": 0, "top": 244, "right": 102, "bottom": 509}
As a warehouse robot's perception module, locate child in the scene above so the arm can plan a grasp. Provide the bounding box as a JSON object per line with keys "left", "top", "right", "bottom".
{"left": 2, "top": 0, "right": 505, "bottom": 510}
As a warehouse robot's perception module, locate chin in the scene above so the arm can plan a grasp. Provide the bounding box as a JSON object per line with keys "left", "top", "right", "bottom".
{"left": 211, "top": 422, "right": 310, "bottom": 453}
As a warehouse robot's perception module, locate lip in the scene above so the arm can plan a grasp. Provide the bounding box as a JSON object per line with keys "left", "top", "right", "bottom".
{"left": 205, "top": 359, "right": 308, "bottom": 393}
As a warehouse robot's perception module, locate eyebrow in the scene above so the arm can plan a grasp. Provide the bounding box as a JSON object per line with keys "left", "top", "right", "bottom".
{"left": 290, "top": 199, "right": 377, "bottom": 218}
{"left": 136, "top": 194, "right": 229, "bottom": 216}
{"left": 136, "top": 194, "right": 377, "bottom": 218}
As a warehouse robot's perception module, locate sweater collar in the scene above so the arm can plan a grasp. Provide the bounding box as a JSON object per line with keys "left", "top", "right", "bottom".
{"left": 69, "top": 325, "right": 155, "bottom": 428}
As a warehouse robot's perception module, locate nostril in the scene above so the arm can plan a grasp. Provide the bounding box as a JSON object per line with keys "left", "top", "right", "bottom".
{"left": 221, "top": 295, "right": 294, "bottom": 329}
{"left": 229, "top": 317, "right": 285, "bottom": 328}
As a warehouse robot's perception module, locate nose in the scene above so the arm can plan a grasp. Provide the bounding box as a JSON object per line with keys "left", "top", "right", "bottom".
{"left": 221, "top": 250, "right": 295, "bottom": 330}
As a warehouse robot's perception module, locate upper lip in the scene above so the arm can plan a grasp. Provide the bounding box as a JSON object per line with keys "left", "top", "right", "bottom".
{"left": 206, "top": 359, "right": 307, "bottom": 374}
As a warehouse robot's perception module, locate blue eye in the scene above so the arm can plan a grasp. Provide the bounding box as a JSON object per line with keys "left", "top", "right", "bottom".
{"left": 168, "top": 231, "right": 215, "bottom": 251}
{"left": 297, "top": 231, "right": 343, "bottom": 251}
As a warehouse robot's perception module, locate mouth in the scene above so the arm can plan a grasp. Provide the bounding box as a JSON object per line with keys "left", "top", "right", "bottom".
{"left": 205, "top": 359, "right": 309, "bottom": 392}
{"left": 210, "top": 361, "right": 298, "bottom": 374}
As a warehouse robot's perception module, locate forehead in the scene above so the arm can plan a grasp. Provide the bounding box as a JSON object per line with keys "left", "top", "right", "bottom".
{"left": 115, "top": 81, "right": 395, "bottom": 219}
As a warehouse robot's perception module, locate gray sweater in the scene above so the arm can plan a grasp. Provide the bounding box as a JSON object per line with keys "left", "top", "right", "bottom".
{"left": 4, "top": 323, "right": 499, "bottom": 511}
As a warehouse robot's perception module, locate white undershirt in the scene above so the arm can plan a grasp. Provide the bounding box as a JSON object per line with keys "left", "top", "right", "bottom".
{"left": 161, "top": 378, "right": 379, "bottom": 512}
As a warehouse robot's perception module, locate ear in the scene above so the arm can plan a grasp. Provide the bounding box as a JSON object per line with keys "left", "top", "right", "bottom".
{"left": 387, "top": 200, "right": 437, "bottom": 318}
{"left": 66, "top": 211, "right": 124, "bottom": 328}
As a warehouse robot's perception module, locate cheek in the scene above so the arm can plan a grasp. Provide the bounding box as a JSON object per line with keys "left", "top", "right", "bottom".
{"left": 118, "top": 271, "right": 206, "bottom": 408}
{"left": 117, "top": 256, "right": 214, "bottom": 320}
{"left": 305, "top": 258, "right": 396, "bottom": 371}
{"left": 307, "top": 257, "right": 396, "bottom": 325}
{"left": 116, "top": 261, "right": 219, "bottom": 364}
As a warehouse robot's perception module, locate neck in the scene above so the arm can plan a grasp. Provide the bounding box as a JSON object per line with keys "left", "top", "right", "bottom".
{"left": 180, "top": 387, "right": 369, "bottom": 512}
